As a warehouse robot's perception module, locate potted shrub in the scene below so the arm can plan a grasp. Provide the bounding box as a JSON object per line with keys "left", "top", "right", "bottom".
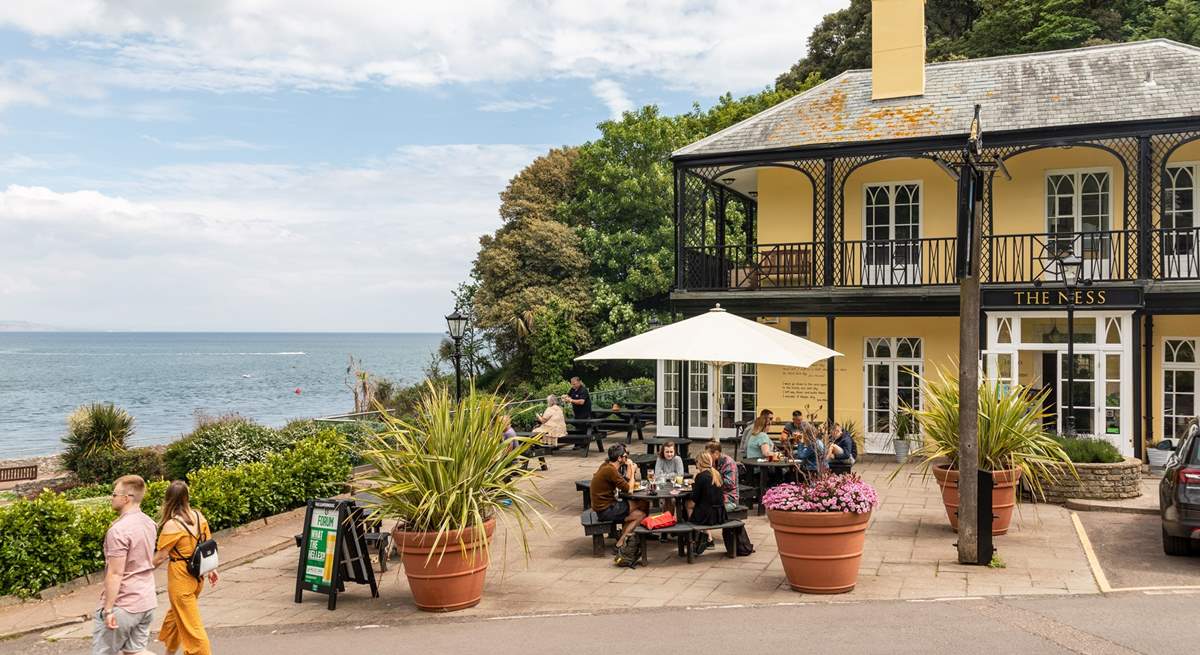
{"left": 762, "top": 474, "right": 878, "bottom": 594}
{"left": 891, "top": 410, "right": 915, "bottom": 464}
{"left": 364, "top": 383, "right": 549, "bottom": 612}
{"left": 895, "top": 367, "right": 1073, "bottom": 535}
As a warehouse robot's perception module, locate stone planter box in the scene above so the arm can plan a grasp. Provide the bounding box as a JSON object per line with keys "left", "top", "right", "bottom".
{"left": 1037, "top": 458, "right": 1142, "bottom": 503}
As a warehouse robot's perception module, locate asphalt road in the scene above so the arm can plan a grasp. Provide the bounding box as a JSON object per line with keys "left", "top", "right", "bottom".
{"left": 1077, "top": 511, "right": 1200, "bottom": 589}
{"left": 9, "top": 591, "right": 1200, "bottom": 655}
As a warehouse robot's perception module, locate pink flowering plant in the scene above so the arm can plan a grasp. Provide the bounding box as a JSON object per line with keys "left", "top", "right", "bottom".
{"left": 761, "top": 474, "right": 878, "bottom": 514}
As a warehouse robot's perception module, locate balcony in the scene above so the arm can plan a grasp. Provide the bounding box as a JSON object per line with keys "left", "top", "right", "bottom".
{"left": 677, "top": 228, "right": 1200, "bottom": 291}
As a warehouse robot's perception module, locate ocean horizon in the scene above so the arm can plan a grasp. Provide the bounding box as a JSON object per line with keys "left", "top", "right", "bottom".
{"left": 0, "top": 331, "right": 442, "bottom": 459}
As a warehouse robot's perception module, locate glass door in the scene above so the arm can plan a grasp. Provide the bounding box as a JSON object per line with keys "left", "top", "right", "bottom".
{"left": 688, "top": 362, "right": 710, "bottom": 435}
{"left": 657, "top": 360, "right": 681, "bottom": 437}
{"left": 1058, "top": 352, "right": 1097, "bottom": 436}
{"left": 863, "top": 337, "right": 923, "bottom": 454}
{"left": 1164, "top": 165, "right": 1198, "bottom": 279}
{"left": 864, "top": 183, "right": 921, "bottom": 286}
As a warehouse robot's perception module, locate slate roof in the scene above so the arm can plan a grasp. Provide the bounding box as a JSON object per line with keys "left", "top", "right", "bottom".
{"left": 673, "top": 39, "right": 1200, "bottom": 159}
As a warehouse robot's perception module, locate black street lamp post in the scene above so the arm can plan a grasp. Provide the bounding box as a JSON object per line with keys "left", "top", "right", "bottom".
{"left": 445, "top": 310, "right": 469, "bottom": 402}
{"left": 1057, "top": 253, "right": 1084, "bottom": 436}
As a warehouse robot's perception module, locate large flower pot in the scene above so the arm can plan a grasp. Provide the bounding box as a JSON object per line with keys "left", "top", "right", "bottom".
{"left": 932, "top": 465, "right": 1021, "bottom": 536}
{"left": 767, "top": 509, "right": 870, "bottom": 594}
{"left": 892, "top": 439, "right": 910, "bottom": 464}
{"left": 394, "top": 518, "right": 495, "bottom": 612}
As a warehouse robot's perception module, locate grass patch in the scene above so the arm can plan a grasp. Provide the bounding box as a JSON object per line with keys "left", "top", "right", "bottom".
{"left": 988, "top": 554, "right": 1006, "bottom": 569}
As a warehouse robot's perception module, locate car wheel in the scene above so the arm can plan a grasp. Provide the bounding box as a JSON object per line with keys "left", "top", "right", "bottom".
{"left": 1163, "top": 527, "right": 1192, "bottom": 556}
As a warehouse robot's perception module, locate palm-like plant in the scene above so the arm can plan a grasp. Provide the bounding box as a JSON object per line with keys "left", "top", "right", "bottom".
{"left": 897, "top": 365, "right": 1075, "bottom": 499}
{"left": 60, "top": 402, "right": 134, "bottom": 473}
{"left": 363, "top": 382, "right": 550, "bottom": 561}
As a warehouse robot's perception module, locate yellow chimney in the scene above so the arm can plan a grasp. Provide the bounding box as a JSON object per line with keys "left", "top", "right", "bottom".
{"left": 871, "top": 0, "right": 926, "bottom": 100}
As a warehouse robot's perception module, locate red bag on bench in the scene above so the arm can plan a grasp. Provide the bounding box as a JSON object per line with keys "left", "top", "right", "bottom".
{"left": 640, "top": 512, "right": 677, "bottom": 530}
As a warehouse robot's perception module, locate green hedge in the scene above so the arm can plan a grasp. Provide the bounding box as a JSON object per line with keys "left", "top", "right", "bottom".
{"left": 0, "top": 431, "right": 351, "bottom": 598}
{"left": 1053, "top": 435, "right": 1124, "bottom": 464}
{"left": 164, "top": 418, "right": 295, "bottom": 480}
{"left": 75, "top": 446, "right": 165, "bottom": 485}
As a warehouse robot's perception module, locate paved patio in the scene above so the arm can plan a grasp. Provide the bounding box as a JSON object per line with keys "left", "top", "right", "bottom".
{"left": 37, "top": 443, "right": 1099, "bottom": 642}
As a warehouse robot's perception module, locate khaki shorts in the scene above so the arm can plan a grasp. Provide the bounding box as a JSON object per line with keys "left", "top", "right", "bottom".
{"left": 92, "top": 607, "right": 153, "bottom": 655}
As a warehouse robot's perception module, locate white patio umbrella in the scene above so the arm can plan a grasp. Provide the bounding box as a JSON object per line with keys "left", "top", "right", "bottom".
{"left": 576, "top": 305, "right": 841, "bottom": 440}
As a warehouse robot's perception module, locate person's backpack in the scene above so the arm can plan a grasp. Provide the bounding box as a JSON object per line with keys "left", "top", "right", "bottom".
{"left": 613, "top": 538, "right": 642, "bottom": 569}
{"left": 722, "top": 525, "right": 755, "bottom": 557}
{"left": 171, "top": 511, "right": 219, "bottom": 579}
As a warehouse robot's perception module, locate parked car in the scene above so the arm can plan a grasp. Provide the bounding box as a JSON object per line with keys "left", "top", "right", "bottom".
{"left": 1160, "top": 419, "right": 1200, "bottom": 556}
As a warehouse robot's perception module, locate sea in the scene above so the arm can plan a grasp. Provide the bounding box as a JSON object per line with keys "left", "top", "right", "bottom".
{"left": 0, "top": 332, "right": 442, "bottom": 459}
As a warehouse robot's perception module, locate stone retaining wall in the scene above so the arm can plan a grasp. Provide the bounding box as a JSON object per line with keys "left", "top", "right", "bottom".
{"left": 1039, "top": 458, "right": 1142, "bottom": 502}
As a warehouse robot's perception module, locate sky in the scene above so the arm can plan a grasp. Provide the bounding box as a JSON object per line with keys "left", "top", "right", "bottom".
{"left": 0, "top": 1, "right": 845, "bottom": 332}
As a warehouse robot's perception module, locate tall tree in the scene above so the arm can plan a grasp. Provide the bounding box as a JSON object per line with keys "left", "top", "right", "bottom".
{"left": 497, "top": 146, "right": 580, "bottom": 225}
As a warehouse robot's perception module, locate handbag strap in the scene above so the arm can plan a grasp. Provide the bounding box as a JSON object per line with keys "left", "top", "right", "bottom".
{"left": 168, "top": 512, "right": 203, "bottom": 562}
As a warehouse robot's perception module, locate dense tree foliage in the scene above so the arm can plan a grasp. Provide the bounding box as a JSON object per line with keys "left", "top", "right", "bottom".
{"left": 776, "top": 0, "right": 1200, "bottom": 90}
{"left": 466, "top": 1, "right": 1198, "bottom": 386}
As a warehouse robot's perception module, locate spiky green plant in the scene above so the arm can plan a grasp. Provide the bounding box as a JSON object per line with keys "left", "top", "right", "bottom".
{"left": 363, "top": 382, "right": 550, "bottom": 563}
{"left": 60, "top": 403, "right": 134, "bottom": 474}
{"left": 893, "top": 365, "right": 1076, "bottom": 499}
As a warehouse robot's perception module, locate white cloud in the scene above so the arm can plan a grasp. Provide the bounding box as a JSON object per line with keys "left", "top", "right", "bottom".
{"left": 0, "top": 1, "right": 846, "bottom": 100}
{"left": 477, "top": 98, "right": 553, "bottom": 113}
{"left": 0, "top": 144, "right": 545, "bottom": 330}
{"left": 590, "top": 79, "right": 632, "bottom": 119}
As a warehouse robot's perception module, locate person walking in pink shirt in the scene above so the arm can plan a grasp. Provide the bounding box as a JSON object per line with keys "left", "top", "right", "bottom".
{"left": 93, "top": 474, "right": 158, "bottom": 655}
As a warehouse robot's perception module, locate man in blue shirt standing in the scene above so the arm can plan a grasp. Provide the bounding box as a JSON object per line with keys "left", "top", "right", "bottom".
{"left": 564, "top": 376, "right": 592, "bottom": 419}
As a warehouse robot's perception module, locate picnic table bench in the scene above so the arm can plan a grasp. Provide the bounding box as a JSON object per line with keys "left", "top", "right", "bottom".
{"left": 633, "top": 518, "right": 746, "bottom": 564}
{"left": 589, "top": 408, "right": 651, "bottom": 443}
{"left": 580, "top": 509, "right": 623, "bottom": 557}
{"left": 560, "top": 418, "right": 608, "bottom": 456}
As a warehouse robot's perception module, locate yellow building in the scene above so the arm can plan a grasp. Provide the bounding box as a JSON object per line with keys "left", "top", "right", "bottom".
{"left": 658, "top": 0, "right": 1200, "bottom": 460}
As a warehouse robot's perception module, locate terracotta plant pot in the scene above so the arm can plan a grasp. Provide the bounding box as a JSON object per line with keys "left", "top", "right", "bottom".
{"left": 767, "top": 509, "right": 871, "bottom": 594}
{"left": 932, "top": 465, "right": 1021, "bottom": 536}
{"left": 394, "top": 518, "right": 495, "bottom": 612}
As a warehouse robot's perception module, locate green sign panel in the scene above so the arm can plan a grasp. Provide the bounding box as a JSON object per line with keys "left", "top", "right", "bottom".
{"left": 303, "top": 503, "right": 338, "bottom": 590}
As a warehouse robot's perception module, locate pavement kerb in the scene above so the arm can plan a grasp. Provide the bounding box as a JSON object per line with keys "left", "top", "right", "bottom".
{"left": 1064, "top": 497, "right": 1158, "bottom": 515}
{"left": 0, "top": 509, "right": 302, "bottom": 642}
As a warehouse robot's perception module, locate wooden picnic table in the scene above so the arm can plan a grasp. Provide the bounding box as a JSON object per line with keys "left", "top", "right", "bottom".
{"left": 562, "top": 417, "right": 607, "bottom": 455}
{"left": 588, "top": 408, "right": 651, "bottom": 442}
{"left": 741, "top": 458, "right": 809, "bottom": 515}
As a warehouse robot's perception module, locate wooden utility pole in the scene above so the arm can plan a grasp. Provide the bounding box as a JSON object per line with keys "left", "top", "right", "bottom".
{"left": 956, "top": 104, "right": 995, "bottom": 565}
{"left": 956, "top": 168, "right": 983, "bottom": 565}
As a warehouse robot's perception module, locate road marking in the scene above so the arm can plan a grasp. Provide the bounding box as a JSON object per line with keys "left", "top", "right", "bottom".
{"left": 1142, "top": 589, "right": 1200, "bottom": 595}
{"left": 906, "top": 596, "right": 984, "bottom": 603}
{"left": 1071, "top": 512, "right": 1112, "bottom": 593}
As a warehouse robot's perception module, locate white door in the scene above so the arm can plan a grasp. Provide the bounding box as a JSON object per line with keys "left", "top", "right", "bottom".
{"left": 863, "top": 337, "right": 923, "bottom": 454}
{"left": 1045, "top": 170, "right": 1112, "bottom": 281}
{"left": 657, "top": 360, "right": 755, "bottom": 439}
{"left": 864, "top": 183, "right": 921, "bottom": 286}
{"left": 1163, "top": 165, "right": 1198, "bottom": 279}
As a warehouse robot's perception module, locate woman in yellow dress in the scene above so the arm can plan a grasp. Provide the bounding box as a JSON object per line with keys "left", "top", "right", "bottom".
{"left": 153, "top": 481, "right": 218, "bottom": 655}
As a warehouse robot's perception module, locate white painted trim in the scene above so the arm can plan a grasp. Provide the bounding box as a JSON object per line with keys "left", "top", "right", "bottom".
{"left": 1160, "top": 336, "right": 1200, "bottom": 444}
{"left": 862, "top": 336, "right": 924, "bottom": 454}
{"left": 1043, "top": 166, "right": 1116, "bottom": 234}
{"left": 860, "top": 180, "right": 924, "bottom": 286}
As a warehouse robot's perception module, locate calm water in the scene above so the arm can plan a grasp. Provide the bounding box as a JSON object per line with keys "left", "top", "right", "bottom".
{"left": 0, "top": 332, "right": 441, "bottom": 458}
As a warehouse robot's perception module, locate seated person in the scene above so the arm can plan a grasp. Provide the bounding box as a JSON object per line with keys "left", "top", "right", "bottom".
{"left": 780, "top": 410, "right": 809, "bottom": 450}
{"left": 705, "top": 440, "right": 739, "bottom": 511}
{"left": 653, "top": 441, "right": 685, "bottom": 482}
{"left": 687, "top": 452, "right": 727, "bottom": 554}
{"left": 794, "top": 425, "right": 842, "bottom": 474}
{"left": 744, "top": 410, "right": 775, "bottom": 460}
{"left": 590, "top": 445, "right": 646, "bottom": 548}
{"left": 830, "top": 422, "right": 856, "bottom": 466}
{"left": 653, "top": 441, "right": 685, "bottom": 515}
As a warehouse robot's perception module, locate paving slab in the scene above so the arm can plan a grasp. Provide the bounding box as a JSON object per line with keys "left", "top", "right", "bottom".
{"left": 13, "top": 440, "right": 1102, "bottom": 647}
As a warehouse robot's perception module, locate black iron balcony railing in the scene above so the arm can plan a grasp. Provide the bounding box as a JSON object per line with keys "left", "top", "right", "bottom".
{"left": 983, "top": 229, "right": 1137, "bottom": 283}
{"left": 1153, "top": 227, "right": 1200, "bottom": 280}
{"left": 835, "top": 237, "right": 958, "bottom": 287}
{"left": 678, "top": 228, "right": 1188, "bottom": 291}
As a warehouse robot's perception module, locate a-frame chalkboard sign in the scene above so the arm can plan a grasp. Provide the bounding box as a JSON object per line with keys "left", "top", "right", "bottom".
{"left": 294, "top": 498, "right": 379, "bottom": 610}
